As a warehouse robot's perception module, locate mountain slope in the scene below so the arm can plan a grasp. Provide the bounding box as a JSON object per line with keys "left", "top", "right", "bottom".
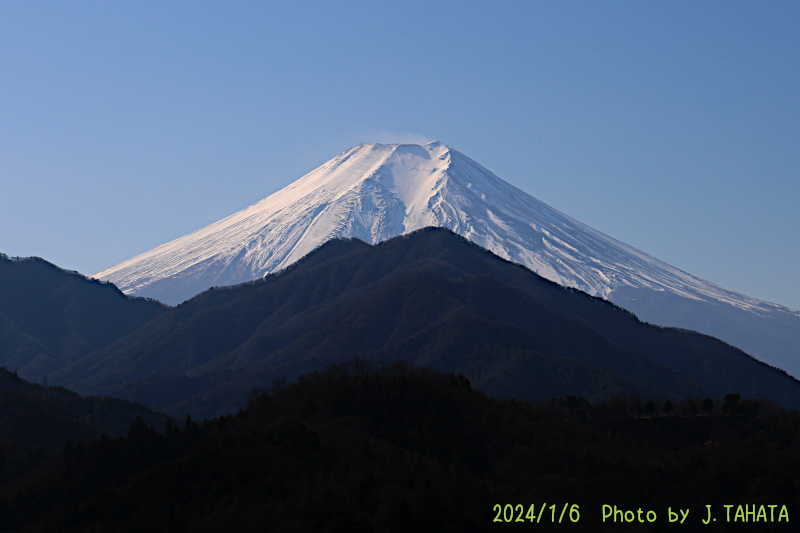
{"left": 62, "top": 229, "right": 800, "bottom": 418}
{"left": 7, "top": 362, "right": 800, "bottom": 533}
{"left": 0, "top": 367, "right": 166, "bottom": 449}
{"left": 93, "top": 142, "right": 800, "bottom": 378}
{"left": 0, "top": 366, "right": 166, "bottom": 489}
{"left": 95, "top": 142, "right": 767, "bottom": 310}
{"left": 0, "top": 253, "right": 168, "bottom": 380}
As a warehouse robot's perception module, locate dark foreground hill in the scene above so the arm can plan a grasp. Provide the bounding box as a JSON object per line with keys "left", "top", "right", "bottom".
{"left": 0, "top": 366, "right": 166, "bottom": 487}
{"left": 0, "top": 254, "right": 167, "bottom": 380}
{"left": 51, "top": 228, "right": 800, "bottom": 418}
{"left": 1, "top": 362, "right": 796, "bottom": 532}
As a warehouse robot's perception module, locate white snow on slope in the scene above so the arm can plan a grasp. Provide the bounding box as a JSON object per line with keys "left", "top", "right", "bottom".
{"left": 94, "top": 141, "right": 799, "bottom": 326}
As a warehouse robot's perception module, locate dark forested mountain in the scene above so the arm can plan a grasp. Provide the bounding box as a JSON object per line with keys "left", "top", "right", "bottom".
{"left": 50, "top": 228, "right": 800, "bottom": 418}
{"left": 0, "top": 254, "right": 167, "bottom": 380}
{"left": 0, "top": 366, "right": 166, "bottom": 489}
{"left": 2, "top": 362, "right": 797, "bottom": 532}
{"left": 0, "top": 367, "right": 165, "bottom": 448}
{"left": 92, "top": 142, "right": 800, "bottom": 382}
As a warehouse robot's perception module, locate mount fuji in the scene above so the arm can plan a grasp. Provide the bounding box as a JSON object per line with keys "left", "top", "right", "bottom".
{"left": 94, "top": 141, "right": 800, "bottom": 378}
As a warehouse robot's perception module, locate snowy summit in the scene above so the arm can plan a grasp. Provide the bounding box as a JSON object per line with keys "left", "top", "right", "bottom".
{"left": 95, "top": 141, "right": 800, "bottom": 377}
{"left": 94, "top": 141, "right": 771, "bottom": 309}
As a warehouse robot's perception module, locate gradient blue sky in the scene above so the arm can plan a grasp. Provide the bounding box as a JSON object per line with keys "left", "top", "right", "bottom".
{"left": 2, "top": 2, "right": 799, "bottom": 309}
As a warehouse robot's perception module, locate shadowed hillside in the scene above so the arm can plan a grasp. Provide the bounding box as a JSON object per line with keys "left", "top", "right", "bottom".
{"left": 0, "top": 366, "right": 166, "bottom": 488}
{"left": 0, "top": 254, "right": 167, "bottom": 380}
{"left": 1, "top": 361, "right": 796, "bottom": 532}
{"left": 50, "top": 228, "right": 800, "bottom": 418}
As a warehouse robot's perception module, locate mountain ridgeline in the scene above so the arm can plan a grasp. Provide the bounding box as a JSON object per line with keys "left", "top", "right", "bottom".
{"left": 3, "top": 361, "right": 798, "bottom": 532}
{"left": 0, "top": 365, "right": 166, "bottom": 490}
{"left": 0, "top": 254, "right": 167, "bottom": 381}
{"left": 0, "top": 367, "right": 166, "bottom": 449}
{"left": 49, "top": 228, "right": 800, "bottom": 419}
{"left": 93, "top": 141, "right": 800, "bottom": 380}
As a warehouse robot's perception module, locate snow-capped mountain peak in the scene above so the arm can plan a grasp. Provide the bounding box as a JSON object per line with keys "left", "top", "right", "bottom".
{"left": 94, "top": 141, "right": 791, "bottom": 316}
{"left": 94, "top": 141, "right": 800, "bottom": 377}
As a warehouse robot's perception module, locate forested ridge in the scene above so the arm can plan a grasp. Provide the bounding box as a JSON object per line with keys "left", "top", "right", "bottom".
{"left": 49, "top": 229, "right": 800, "bottom": 419}
{"left": 1, "top": 361, "right": 797, "bottom": 532}
{"left": 0, "top": 253, "right": 166, "bottom": 381}
{"left": 0, "top": 366, "right": 166, "bottom": 496}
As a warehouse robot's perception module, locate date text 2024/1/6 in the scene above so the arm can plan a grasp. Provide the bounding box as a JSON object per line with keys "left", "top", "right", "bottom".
{"left": 493, "top": 503, "right": 580, "bottom": 524}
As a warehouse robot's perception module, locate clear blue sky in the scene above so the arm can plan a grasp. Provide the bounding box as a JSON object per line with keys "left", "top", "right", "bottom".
{"left": 2, "top": 2, "right": 799, "bottom": 309}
